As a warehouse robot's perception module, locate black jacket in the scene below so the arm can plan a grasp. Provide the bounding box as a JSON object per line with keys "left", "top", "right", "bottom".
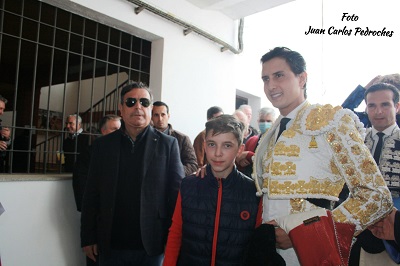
{"left": 80, "top": 126, "right": 184, "bottom": 256}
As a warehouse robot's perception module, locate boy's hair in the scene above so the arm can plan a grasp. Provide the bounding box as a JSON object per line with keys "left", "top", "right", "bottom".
{"left": 205, "top": 114, "right": 244, "bottom": 146}
{"left": 364, "top": 82, "right": 400, "bottom": 104}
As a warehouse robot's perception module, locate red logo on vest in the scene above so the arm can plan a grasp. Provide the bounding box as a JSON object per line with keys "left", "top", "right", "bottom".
{"left": 240, "top": 210, "right": 250, "bottom": 220}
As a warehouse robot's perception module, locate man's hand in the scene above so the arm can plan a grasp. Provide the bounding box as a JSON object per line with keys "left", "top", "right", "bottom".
{"left": 369, "top": 208, "right": 397, "bottom": 241}
{"left": 364, "top": 75, "right": 382, "bottom": 89}
{"left": 0, "top": 141, "right": 7, "bottom": 151}
{"left": 83, "top": 244, "right": 98, "bottom": 262}
{"left": 267, "top": 220, "right": 293, "bottom": 250}
{"left": 1, "top": 127, "right": 10, "bottom": 140}
{"left": 235, "top": 151, "right": 251, "bottom": 167}
{"left": 195, "top": 164, "right": 207, "bottom": 178}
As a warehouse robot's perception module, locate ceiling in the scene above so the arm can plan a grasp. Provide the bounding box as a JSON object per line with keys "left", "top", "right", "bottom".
{"left": 186, "top": 0, "right": 294, "bottom": 20}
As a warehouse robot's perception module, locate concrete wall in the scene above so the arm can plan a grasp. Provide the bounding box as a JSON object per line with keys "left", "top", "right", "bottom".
{"left": 0, "top": 177, "right": 85, "bottom": 266}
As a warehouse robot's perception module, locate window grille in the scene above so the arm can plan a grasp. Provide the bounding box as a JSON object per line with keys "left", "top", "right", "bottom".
{"left": 0, "top": 0, "right": 151, "bottom": 173}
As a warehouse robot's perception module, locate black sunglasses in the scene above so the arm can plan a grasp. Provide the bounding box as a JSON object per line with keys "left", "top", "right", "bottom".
{"left": 124, "top": 97, "right": 151, "bottom": 108}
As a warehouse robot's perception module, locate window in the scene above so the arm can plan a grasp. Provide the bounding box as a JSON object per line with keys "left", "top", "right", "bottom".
{"left": 0, "top": 0, "right": 151, "bottom": 173}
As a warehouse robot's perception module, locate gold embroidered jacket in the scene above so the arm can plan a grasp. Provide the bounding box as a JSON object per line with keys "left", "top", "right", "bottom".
{"left": 365, "top": 126, "right": 400, "bottom": 189}
{"left": 253, "top": 102, "right": 393, "bottom": 233}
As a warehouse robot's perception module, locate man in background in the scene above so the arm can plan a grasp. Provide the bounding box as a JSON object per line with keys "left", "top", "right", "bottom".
{"left": 99, "top": 114, "right": 121, "bottom": 136}
{"left": 342, "top": 73, "right": 400, "bottom": 127}
{"left": 350, "top": 83, "right": 400, "bottom": 265}
{"left": 193, "top": 106, "right": 223, "bottom": 167}
{"left": 239, "top": 104, "right": 259, "bottom": 141}
{"left": 63, "top": 114, "right": 91, "bottom": 212}
{"left": 236, "top": 106, "right": 276, "bottom": 177}
{"left": 152, "top": 101, "right": 197, "bottom": 176}
{"left": 0, "top": 95, "right": 11, "bottom": 173}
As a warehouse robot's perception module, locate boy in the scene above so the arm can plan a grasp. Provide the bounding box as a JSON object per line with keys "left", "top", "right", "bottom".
{"left": 163, "top": 115, "right": 261, "bottom": 265}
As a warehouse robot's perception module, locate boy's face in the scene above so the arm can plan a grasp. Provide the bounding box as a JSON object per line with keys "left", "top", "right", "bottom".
{"left": 204, "top": 130, "right": 244, "bottom": 179}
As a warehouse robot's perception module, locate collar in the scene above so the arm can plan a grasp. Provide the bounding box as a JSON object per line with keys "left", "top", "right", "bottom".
{"left": 277, "top": 100, "right": 308, "bottom": 126}
{"left": 121, "top": 124, "right": 150, "bottom": 143}
{"left": 70, "top": 128, "right": 83, "bottom": 138}
{"left": 162, "top": 125, "right": 170, "bottom": 135}
{"left": 372, "top": 124, "right": 398, "bottom": 137}
{"left": 206, "top": 164, "right": 237, "bottom": 181}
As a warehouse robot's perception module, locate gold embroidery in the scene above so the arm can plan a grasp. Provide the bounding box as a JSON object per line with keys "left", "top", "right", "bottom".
{"left": 305, "top": 104, "right": 336, "bottom": 131}
{"left": 345, "top": 166, "right": 355, "bottom": 177}
{"left": 267, "top": 177, "right": 344, "bottom": 198}
{"left": 309, "top": 136, "right": 318, "bottom": 149}
{"left": 349, "top": 131, "right": 363, "bottom": 144}
{"left": 273, "top": 142, "right": 300, "bottom": 157}
{"left": 327, "top": 133, "right": 335, "bottom": 143}
{"left": 330, "top": 159, "right": 340, "bottom": 175}
{"left": 338, "top": 154, "right": 349, "bottom": 165}
{"left": 287, "top": 145, "right": 301, "bottom": 157}
{"left": 360, "top": 159, "right": 378, "bottom": 174}
{"left": 270, "top": 162, "right": 296, "bottom": 176}
{"left": 351, "top": 145, "right": 362, "bottom": 155}
{"left": 375, "top": 174, "right": 388, "bottom": 187}
{"left": 274, "top": 142, "right": 286, "bottom": 156}
{"left": 341, "top": 114, "right": 353, "bottom": 123}
{"left": 332, "top": 142, "right": 342, "bottom": 153}
{"left": 332, "top": 208, "right": 348, "bottom": 223}
{"left": 282, "top": 127, "right": 296, "bottom": 138}
{"left": 338, "top": 123, "right": 350, "bottom": 135}
{"left": 290, "top": 198, "right": 305, "bottom": 213}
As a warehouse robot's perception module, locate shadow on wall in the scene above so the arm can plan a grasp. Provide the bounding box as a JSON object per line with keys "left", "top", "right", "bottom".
{"left": 0, "top": 179, "right": 85, "bottom": 265}
{"left": 50, "top": 179, "right": 86, "bottom": 266}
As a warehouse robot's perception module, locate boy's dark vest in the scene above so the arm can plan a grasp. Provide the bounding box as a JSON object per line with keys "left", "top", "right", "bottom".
{"left": 178, "top": 166, "right": 260, "bottom": 266}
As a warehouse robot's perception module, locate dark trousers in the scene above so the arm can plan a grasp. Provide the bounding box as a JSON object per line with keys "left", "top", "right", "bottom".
{"left": 99, "top": 249, "right": 163, "bottom": 266}
{"left": 87, "top": 256, "right": 99, "bottom": 266}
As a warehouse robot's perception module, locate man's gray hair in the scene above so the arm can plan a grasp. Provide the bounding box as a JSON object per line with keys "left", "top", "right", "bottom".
{"left": 68, "top": 114, "right": 82, "bottom": 124}
{"left": 239, "top": 104, "right": 252, "bottom": 111}
{"left": 259, "top": 107, "right": 275, "bottom": 118}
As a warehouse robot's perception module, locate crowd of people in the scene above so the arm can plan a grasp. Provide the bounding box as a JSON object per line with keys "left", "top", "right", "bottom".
{"left": 2, "top": 46, "right": 400, "bottom": 266}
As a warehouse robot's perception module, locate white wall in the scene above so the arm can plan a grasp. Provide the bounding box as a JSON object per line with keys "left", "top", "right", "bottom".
{"left": 59, "top": 0, "right": 241, "bottom": 141}
{"left": 39, "top": 72, "right": 129, "bottom": 115}
{"left": 0, "top": 178, "right": 85, "bottom": 266}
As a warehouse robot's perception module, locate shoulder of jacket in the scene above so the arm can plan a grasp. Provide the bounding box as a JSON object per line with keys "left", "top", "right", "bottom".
{"left": 171, "top": 128, "right": 190, "bottom": 140}
{"left": 299, "top": 104, "right": 365, "bottom": 137}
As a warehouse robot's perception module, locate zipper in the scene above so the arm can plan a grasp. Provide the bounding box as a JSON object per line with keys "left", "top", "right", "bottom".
{"left": 211, "top": 178, "right": 222, "bottom": 266}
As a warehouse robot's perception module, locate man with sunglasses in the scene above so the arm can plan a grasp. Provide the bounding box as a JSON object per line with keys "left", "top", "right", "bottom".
{"left": 81, "top": 82, "right": 184, "bottom": 266}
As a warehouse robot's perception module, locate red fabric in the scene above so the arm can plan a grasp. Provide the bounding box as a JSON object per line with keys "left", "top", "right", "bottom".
{"left": 211, "top": 179, "right": 223, "bottom": 266}
{"left": 256, "top": 198, "right": 263, "bottom": 228}
{"left": 163, "top": 192, "right": 183, "bottom": 266}
{"left": 244, "top": 136, "right": 258, "bottom": 162}
{"left": 288, "top": 211, "right": 355, "bottom": 266}
{"left": 245, "top": 136, "right": 259, "bottom": 154}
